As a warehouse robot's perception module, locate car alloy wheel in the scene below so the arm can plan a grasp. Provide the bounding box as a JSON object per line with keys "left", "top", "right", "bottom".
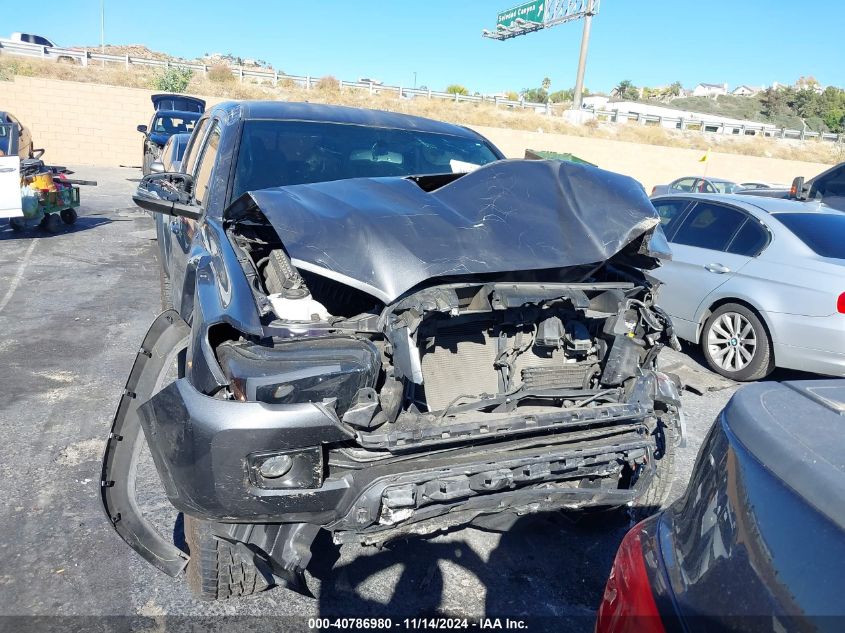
{"left": 707, "top": 311, "right": 757, "bottom": 372}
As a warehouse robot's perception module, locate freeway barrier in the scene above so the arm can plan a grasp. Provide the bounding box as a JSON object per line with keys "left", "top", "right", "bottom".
{"left": 1, "top": 39, "right": 842, "bottom": 145}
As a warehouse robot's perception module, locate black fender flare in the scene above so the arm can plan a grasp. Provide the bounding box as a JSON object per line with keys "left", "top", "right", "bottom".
{"left": 99, "top": 310, "right": 191, "bottom": 576}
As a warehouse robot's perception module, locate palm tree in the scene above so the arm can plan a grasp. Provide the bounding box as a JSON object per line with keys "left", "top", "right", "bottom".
{"left": 614, "top": 80, "right": 639, "bottom": 100}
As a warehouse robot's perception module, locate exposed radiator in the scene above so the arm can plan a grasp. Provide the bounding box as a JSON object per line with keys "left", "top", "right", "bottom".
{"left": 419, "top": 329, "right": 500, "bottom": 411}
{"left": 418, "top": 324, "right": 590, "bottom": 411}
{"left": 520, "top": 365, "right": 590, "bottom": 389}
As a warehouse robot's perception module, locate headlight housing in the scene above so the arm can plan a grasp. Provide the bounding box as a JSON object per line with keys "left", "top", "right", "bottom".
{"left": 216, "top": 335, "right": 381, "bottom": 417}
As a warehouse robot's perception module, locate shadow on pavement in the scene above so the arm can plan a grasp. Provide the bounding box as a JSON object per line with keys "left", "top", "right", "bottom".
{"left": 677, "top": 340, "right": 822, "bottom": 383}
{"left": 0, "top": 215, "right": 112, "bottom": 241}
{"left": 313, "top": 509, "right": 640, "bottom": 632}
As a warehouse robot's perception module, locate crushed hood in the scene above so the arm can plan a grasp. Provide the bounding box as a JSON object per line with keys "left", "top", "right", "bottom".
{"left": 227, "top": 159, "right": 669, "bottom": 303}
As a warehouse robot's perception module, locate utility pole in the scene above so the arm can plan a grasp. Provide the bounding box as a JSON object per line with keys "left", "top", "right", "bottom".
{"left": 100, "top": 0, "right": 105, "bottom": 53}
{"left": 413, "top": 71, "right": 417, "bottom": 90}
{"left": 572, "top": 0, "right": 595, "bottom": 110}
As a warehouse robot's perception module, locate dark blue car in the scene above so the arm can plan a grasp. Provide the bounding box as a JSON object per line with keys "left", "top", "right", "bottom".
{"left": 597, "top": 380, "right": 845, "bottom": 632}
{"left": 137, "top": 94, "right": 205, "bottom": 174}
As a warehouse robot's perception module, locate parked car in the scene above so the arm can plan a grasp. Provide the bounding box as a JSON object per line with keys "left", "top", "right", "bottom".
{"left": 137, "top": 94, "right": 205, "bottom": 174}
{"left": 739, "top": 180, "right": 786, "bottom": 190}
{"left": 651, "top": 192, "right": 845, "bottom": 380}
{"left": 651, "top": 177, "right": 743, "bottom": 197}
{"left": 0, "top": 111, "right": 41, "bottom": 159}
{"left": 102, "top": 101, "right": 683, "bottom": 601}
{"left": 596, "top": 380, "right": 845, "bottom": 632}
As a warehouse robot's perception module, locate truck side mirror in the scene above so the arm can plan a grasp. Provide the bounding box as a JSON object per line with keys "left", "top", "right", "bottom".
{"left": 137, "top": 124, "right": 148, "bottom": 134}
{"left": 790, "top": 176, "right": 807, "bottom": 200}
{"left": 133, "top": 193, "right": 201, "bottom": 220}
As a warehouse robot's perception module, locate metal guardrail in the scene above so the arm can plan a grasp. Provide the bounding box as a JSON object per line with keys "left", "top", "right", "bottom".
{"left": 588, "top": 108, "right": 844, "bottom": 142}
{"left": 1, "top": 39, "right": 843, "bottom": 145}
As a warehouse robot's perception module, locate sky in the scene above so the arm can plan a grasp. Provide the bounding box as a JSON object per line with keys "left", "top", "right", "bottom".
{"left": 5, "top": 0, "right": 843, "bottom": 95}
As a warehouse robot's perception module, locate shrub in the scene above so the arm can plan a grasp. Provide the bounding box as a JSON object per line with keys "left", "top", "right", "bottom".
{"left": 446, "top": 84, "right": 469, "bottom": 96}
{"left": 207, "top": 64, "right": 235, "bottom": 84}
{"left": 153, "top": 67, "right": 193, "bottom": 92}
{"left": 317, "top": 75, "right": 340, "bottom": 91}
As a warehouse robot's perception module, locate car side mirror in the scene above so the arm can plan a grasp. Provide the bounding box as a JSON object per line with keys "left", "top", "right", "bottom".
{"left": 149, "top": 160, "right": 165, "bottom": 174}
{"left": 137, "top": 124, "right": 148, "bottom": 134}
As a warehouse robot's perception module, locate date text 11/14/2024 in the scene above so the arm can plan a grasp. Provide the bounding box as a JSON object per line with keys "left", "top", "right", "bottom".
{"left": 308, "top": 618, "right": 529, "bottom": 630}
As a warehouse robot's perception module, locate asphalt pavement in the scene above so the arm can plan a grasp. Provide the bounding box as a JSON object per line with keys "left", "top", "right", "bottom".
{"left": 0, "top": 166, "right": 789, "bottom": 630}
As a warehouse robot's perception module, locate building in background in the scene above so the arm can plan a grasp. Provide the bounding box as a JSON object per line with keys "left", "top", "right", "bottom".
{"left": 692, "top": 82, "right": 728, "bottom": 98}
{"left": 731, "top": 85, "right": 761, "bottom": 97}
{"left": 581, "top": 95, "right": 610, "bottom": 109}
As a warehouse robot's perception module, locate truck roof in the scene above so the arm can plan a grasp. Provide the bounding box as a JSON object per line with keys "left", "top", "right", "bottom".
{"left": 209, "top": 100, "right": 485, "bottom": 139}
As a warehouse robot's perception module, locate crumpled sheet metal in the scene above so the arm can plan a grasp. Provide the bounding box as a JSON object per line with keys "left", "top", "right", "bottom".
{"left": 238, "top": 159, "right": 669, "bottom": 303}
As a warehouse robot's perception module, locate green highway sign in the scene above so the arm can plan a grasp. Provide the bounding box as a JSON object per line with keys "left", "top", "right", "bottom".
{"left": 496, "top": 1, "right": 546, "bottom": 28}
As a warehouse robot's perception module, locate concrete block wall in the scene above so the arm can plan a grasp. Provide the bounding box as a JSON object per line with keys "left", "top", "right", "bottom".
{"left": 1, "top": 75, "right": 832, "bottom": 190}
{"left": 1, "top": 76, "right": 222, "bottom": 167}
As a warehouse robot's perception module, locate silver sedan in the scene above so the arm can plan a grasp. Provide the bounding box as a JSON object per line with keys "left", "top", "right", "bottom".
{"left": 650, "top": 193, "right": 845, "bottom": 380}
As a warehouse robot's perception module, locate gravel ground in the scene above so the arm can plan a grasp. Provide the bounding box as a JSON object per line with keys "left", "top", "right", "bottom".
{"left": 0, "top": 167, "right": 809, "bottom": 631}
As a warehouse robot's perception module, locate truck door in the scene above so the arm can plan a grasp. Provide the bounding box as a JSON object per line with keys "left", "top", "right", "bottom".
{"left": 170, "top": 120, "right": 221, "bottom": 318}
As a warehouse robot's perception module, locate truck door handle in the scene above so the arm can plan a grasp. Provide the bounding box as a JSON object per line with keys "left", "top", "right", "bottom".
{"left": 705, "top": 263, "right": 731, "bottom": 274}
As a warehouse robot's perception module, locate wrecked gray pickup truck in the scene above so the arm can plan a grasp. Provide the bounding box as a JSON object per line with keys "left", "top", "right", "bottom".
{"left": 101, "top": 101, "right": 683, "bottom": 600}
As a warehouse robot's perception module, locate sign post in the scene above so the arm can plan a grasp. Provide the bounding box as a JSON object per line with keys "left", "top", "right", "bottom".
{"left": 483, "top": 0, "right": 600, "bottom": 110}
{"left": 572, "top": 0, "right": 594, "bottom": 110}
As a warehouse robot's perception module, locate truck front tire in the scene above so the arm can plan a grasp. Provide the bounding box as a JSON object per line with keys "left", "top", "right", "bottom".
{"left": 184, "top": 515, "right": 270, "bottom": 600}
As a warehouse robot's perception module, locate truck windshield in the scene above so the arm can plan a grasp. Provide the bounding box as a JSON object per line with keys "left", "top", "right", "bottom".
{"left": 152, "top": 113, "right": 200, "bottom": 135}
{"left": 776, "top": 212, "right": 845, "bottom": 259}
{"left": 232, "top": 120, "right": 500, "bottom": 199}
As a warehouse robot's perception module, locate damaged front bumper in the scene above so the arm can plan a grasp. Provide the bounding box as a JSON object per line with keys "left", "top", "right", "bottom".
{"left": 101, "top": 311, "right": 681, "bottom": 576}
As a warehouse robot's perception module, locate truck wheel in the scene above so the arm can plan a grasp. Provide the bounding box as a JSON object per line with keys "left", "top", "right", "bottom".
{"left": 43, "top": 213, "right": 62, "bottom": 234}
{"left": 702, "top": 303, "right": 773, "bottom": 381}
{"left": 184, "top": 515, "right": 270, "bottom": 601}
{"left": 60, "top": 208, "right": 78, "bottom": 225}
{"left": 630, "top": 409, "right": 678, "bottom": 520}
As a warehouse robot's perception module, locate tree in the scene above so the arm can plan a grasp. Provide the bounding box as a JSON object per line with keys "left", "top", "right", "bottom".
{"left": 614, "top": 79, "right": 639, "bottom": 101}
{"left": 541, "top": 77, "right": 551, "bottom": 91}
{"left": 446, "top": 84, "right": 469, "bottom": 96}
{"left": 549, "top": 88, "right": 574, "bottom": 103}
{"left": 668, "top": 81, "right": 682, "bottom": 97}
{"left": 521, "top": 87, "right": 548, "bottom": 104}
{"left": 795, "top": 75, "right": 819, "bottom": 90}
{"left": 153, "top": 67, "right": 193, "bottom": 92}
{"left": 760, "top": 87, "right": 787, "bottom": 119}
{"left": 504, "top": 90, "right": 519, "bottom": 101}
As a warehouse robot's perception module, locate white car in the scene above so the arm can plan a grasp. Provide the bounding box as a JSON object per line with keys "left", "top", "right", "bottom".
{"left": 651, "top": 193, "right": 845, "bottom": 381}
